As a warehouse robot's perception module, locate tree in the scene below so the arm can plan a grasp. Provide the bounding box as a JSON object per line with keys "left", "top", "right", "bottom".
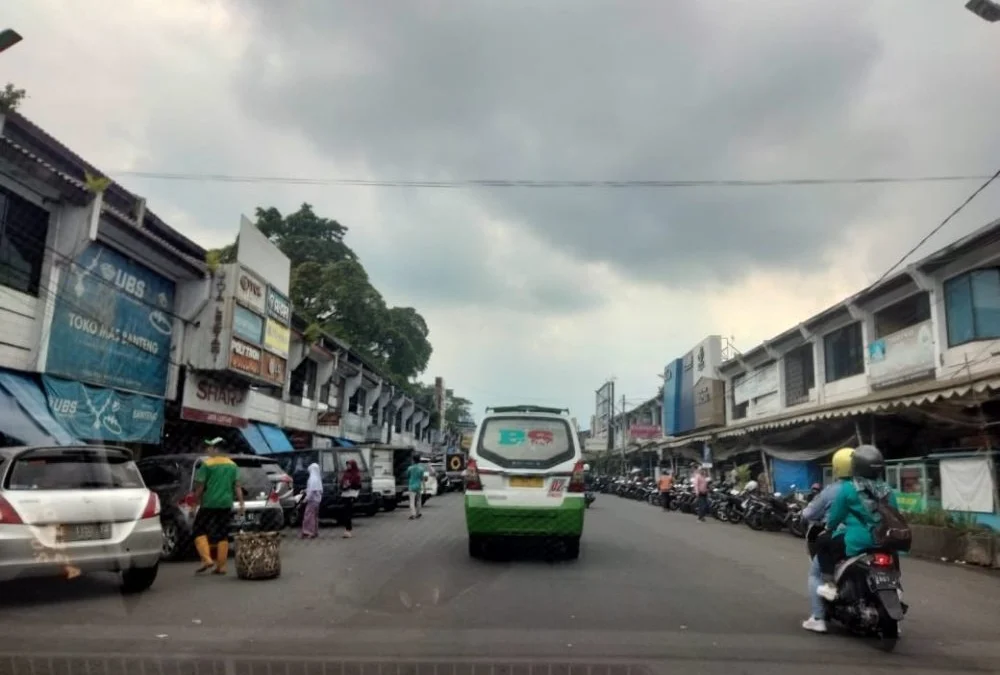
{"left": 208, "top": 203, "right": 433, "bottom": 382}
{"left": 445, "top": 395, "right": 474, "bottom": 426}
{"left": 0, "top": 83, "right": 26, "bottom": 113}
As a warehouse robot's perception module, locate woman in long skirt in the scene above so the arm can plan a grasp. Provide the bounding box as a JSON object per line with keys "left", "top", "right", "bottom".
{"left": 301, "top": 463, "right": 322, "bottom": 538}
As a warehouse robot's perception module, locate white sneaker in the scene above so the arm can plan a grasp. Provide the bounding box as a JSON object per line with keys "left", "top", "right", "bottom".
{"left": 816, "top": 582, "right": 838, "bottom": 602}
{"left": 802, "top": 616, "right": 827, "bottom": 633}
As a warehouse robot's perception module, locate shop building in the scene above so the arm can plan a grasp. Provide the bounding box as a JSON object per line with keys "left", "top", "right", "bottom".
{"left": 660, "top": 218, "right": 1000, "bottom": 528}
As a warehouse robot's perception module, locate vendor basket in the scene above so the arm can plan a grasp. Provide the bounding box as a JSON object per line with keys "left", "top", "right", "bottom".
{"left": 234, "top": 531, "right": 282, "bottom": 580}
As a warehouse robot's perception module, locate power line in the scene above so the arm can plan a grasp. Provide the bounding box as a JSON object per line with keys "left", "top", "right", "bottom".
{"left": 106, "top": 171, "right": 998, "bottom": 190}
{"left": 872, "top": 167, "right": 1000, "bottom": 285}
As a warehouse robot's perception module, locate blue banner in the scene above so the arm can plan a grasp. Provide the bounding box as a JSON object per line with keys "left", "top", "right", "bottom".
{"left": 233, "top": 304, "right": 264, "bottom": 344}
{"left": 42, "top": 375, "right": 164, "bottom": 444}
{"left": 46, "top": 243, "right": 176, "bottom": 396}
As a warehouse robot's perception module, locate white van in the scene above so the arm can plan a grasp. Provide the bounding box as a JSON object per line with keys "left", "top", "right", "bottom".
{"left": 463, "top": 405, "right": 586, "bottom": 559}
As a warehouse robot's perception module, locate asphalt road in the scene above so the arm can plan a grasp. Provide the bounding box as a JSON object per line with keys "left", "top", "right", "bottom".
{"left": 1, "top": 492, "right": 998, "bottom": 674}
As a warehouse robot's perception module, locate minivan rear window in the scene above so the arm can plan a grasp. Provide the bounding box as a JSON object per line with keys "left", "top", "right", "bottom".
{"left": 477, "top": 417, "right": 575, "bottom": 469}
{"left": 6, "top": 447, "right": 144, "bottom": 490}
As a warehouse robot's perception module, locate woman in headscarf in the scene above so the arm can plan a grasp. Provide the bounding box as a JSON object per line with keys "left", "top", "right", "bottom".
{"left": 301, "top": 463, "right": 323, "bottom": 539}
{"left": 340, "top": 459, "right": 362, "bottom": 538}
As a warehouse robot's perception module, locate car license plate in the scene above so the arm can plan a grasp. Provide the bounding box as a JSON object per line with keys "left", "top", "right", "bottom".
{"left": 232, "top": 512, "right": 259, "bottom": 527}
{"left": 871, "top": 571, "right": 900, "bottom": 590}
{"left": 510, "top": 476, "right": 544, "bottom": 488}
{"left": 60, "top": 523, "right": 112, "bottom": 542}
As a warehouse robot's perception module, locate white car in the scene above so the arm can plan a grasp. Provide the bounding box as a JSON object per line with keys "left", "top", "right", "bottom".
{"left": 0, "top": 445, "right": 162, "bottom": 593}
{"left": 464, "top": 405, "right": 586, "bottom": 559}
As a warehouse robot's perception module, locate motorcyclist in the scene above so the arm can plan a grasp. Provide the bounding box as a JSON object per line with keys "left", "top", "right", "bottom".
{"left": 799, "top": 447, "right": 854, "bottom": 634}
{"left": 815, "top": 444, "right": 898, "bottom": 602}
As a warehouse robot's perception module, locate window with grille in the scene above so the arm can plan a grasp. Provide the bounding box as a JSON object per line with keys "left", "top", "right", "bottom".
{"left": 0, "top": 185, "right": 50, "bottom": 296}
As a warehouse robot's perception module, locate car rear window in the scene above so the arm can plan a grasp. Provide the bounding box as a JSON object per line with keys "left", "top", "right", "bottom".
{"left": 477, "top": 417, "right": 575, "bottom": 470}
{"left": 6, "top": 447, "right": 144, "bottom": 490}
{"left": 337, "top": 450, "right": 366, "bottom": 472}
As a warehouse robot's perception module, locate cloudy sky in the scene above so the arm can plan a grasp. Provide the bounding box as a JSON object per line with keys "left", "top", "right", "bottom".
{"left": 7, "top": 1, "right": 1000, "bottom": 426}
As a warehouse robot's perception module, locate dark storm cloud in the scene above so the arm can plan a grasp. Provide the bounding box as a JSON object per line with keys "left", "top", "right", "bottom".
{"left": 227, "top": 0, "right": 994, "bottom": 291}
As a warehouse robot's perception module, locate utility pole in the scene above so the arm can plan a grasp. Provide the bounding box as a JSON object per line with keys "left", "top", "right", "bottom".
{"left": 619, "top": 394, "right": 628, "bottom": 475}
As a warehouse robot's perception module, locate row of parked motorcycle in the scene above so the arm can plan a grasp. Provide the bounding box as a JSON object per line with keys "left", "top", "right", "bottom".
{"left": 593, "top": 475, "right": 821, "bottom": 537}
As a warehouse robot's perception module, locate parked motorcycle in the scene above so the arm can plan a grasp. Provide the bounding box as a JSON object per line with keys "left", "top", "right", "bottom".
{"left": 806, "top": 524, "right": 907, "bottom": 650}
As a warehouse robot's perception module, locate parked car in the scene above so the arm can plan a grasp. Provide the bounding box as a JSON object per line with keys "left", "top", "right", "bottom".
{"left": 0, "top": 444, "right": 162, "bottom": 593}
{"left": 260, "top": 459, "right": 297, "bottom": 526}
{"left": 136, "top": 453, "right": 285, "bottom": 561}
{"left": 270, "top": 447, "right": 379, "bottom": 524}
{"left": 429, "top": 462, "right": 449, "bottom": 495}
{"left": 359, "top": 445, "right": 398, "bottom": 511}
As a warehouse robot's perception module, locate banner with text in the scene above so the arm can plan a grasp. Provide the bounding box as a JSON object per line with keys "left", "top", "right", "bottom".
{"left": 43, "top": 375, "right": 164, "bottom": 443}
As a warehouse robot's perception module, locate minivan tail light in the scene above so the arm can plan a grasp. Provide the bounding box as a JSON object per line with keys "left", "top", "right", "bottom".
{"left": 465, "top": 459, "right": 482, "bottom": 491}
{"left": 141, "top": 492, "right": 160, "bottom": 519}
{"left": 0, "top": 496, "right": 23, "bottom": 524}
{"left": 872, "top": 552, "right": 894, "bottom": 567}
{"left": 179, "top": 492, "right": 198, "bottom": 509}
{"left": 267, "top": 490, "right": 281, "bottom": 504}
{"left": 568, "top": 461, "right": 586, "bottom": 493}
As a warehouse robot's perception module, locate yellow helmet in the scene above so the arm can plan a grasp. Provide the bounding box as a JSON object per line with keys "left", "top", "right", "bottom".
{"left": 831, "top": 447, "right": 855, "bottom": 479}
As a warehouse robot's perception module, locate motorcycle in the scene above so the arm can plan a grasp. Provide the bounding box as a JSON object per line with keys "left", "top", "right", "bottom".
{"left": 806, "top": 524, "right": 908, "bottom": 650}
{"left": 584, "top": 491, "right": 596, "bottom": 508}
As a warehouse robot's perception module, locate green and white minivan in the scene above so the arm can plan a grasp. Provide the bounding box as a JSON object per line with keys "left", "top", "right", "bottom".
{"left": 464, "top": 405, "right": 586, "bottom": 559}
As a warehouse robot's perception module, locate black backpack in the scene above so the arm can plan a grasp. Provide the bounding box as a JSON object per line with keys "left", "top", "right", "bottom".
{"left": 864, "top": 489, "right": 912, "bottom": 553}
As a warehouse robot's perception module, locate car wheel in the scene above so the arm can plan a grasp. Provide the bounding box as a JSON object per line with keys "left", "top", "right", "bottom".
{"left": 383, "top": 499, "right": 397, "bottom": 512}
{"left": 160, "top": 518, "right": 186, "bottom": 561}
{"left": 365, "top": 503, "right": 379, "bottom": 517}
{"left": 564, "top": 536, "right": 581, "bottom": 560}
{"left": 121, "top": 564, "right": 158, "bottom": 594}
{"left": 468, "top": 535, "right": 485, "bottom": 559}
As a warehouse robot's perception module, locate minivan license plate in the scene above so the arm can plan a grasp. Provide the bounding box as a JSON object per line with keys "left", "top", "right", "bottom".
{"left": 60, "top": 523, "right": 112, "bottom": 542}
{"left": 510, "top": 476, "right": 544, "bottom": 488}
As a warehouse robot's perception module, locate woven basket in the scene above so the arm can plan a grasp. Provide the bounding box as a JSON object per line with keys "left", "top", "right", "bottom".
{"left": 234, "top": 531, "right": 281, "bottom": 580}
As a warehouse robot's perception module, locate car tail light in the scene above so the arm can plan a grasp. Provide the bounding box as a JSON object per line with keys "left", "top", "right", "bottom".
{"left": 465, "top": 459, "right": 482, "bottom": 491}
{"left": 141, "top": 492, "right": 160, "bottom": 519}
{"left": 280, "top": 475, "right": 292, "bottom": 485}
{"left": 178, "top": 492, "right": 198, "bottom": 509}
{"left": 568, "top": 461, "right": 586, "bottom": 493}
{"left": 873, "top": 552, "right": 894, "bottom": 567}
{"left": 0, "top": 496, "right": 23, "bottom": 524}
{"left": 267, "top": 490, "right": 281, "bottom": 504}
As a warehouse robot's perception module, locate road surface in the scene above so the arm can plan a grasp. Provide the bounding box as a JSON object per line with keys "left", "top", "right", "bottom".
{"left": 0, "top": 493, "right": 997, "bottom": 674}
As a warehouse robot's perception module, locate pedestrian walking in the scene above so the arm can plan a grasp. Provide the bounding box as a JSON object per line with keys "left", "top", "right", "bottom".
{"left": 340, "top": 459, "right": 362, "bottom": 538}
{"left": 406, "top": 454, "right": 427, "bottom": 519}
{"left": 692, "top": 467, "right": 709, "bottom": 522}
{"left": 300, "top": 462, "right": 322, "bottom": 539}
{"left": 657, "top": 471, "right": 674, "bottom": 510}
{"left": 192, "top": 437, "right": 244, "bottom": 575}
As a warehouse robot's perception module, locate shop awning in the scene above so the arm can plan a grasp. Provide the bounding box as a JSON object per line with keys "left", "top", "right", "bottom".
{"left": 239, "top": 424, "right": 273, "bottom": 455}
{"left": 258, "top": 423, "right": 293, "bottom": 452}
{"left": 0, "top": 370, "right": 77, "bottom": 445}
{"left": 333, "top": 437, "right": 355, "bottom": 447}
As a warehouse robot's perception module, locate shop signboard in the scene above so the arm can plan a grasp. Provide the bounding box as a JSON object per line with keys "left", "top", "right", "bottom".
{"left": 180, "top": 372, "right": 249, "bottom": 428}
{"left": 229, "top": 338, "right": 262, "bottom": 376}
{"left": 232, "top": 304, "right": 264, "bottom": 344}
{"left": 235, "top": 267, "right": 266, "bottom": 313}
{"left": 43, "top": 375, "right": 164, "bottom": 443}
{"left": 693, "top": 377, "right": 726, "bottom": 428}
{"left": 264, "top": 318, "right": 290, "bottom": 356}
{"left": 629, "top": 424, "right": 661, "bottom": 440}
{"left": 868, "top": 320, "right": 935, "bottom": 390}
{"left": 45, "top": 242, "right": 176, "bottom": 397}
{"left": 266, "top": 286, "right": 291, "bottom": 325}
{"left": 261, "top": 351, "right": 287, "bottom": 386}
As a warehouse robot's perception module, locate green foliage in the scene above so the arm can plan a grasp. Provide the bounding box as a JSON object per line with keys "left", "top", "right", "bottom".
{"left": 0, "top": 83, "right": 26, "bottom": 113}
{"left": 734, "top": 464, "right": 752, "bottom": 489}
{"left": 212, "top": 203, "right": 433, "bottom": 383}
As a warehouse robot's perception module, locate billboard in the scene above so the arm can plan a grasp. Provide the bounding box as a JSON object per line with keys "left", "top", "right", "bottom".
{"left": 594, "top": 381, "right": 614, "bottom": 444}
{"left": 672, "top": 336, "right": 725, "bottom": 436}
{"left": 662, "top": 358, "right": 683, "bottom": 436}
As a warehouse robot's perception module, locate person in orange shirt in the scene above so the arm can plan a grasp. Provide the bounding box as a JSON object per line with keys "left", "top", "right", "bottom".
{"left": 657, "top": 471, "right": 674, "bottom": 510}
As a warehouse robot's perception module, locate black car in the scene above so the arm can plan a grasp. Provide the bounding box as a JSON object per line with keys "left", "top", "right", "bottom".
{"left": 136, "top": 454, "right": 285, "bottom": 561}
{"left": 270, "top": 447, "right": 379, "bottom": 524}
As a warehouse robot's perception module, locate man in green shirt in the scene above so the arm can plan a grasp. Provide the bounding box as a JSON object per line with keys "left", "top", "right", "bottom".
{"left": 192, "top": 437, "right": 244, "bottom": 574}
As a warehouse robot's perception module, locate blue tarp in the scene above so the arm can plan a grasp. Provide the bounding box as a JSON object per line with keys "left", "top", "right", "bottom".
{"left": 333, "top": 437, "right": 355, "bottom": 447}
{"left": 0, "top": 370, "right": 78, "bottom": 445}
{"left": 258, "top": 423, "right": 293, "bottom": 452}
{"left": 771, "top": 457, "right": 822, "bottom": 495}
{"left": 240, "top": 424, "right": 272, "bottom": 455}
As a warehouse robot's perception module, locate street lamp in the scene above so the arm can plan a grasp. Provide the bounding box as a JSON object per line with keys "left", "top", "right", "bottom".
{"left": 0, "top": 29, "right": 22, "bottom": 54}
{"left": 967, "top": 0, "right": 1000, "bottom": 22}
